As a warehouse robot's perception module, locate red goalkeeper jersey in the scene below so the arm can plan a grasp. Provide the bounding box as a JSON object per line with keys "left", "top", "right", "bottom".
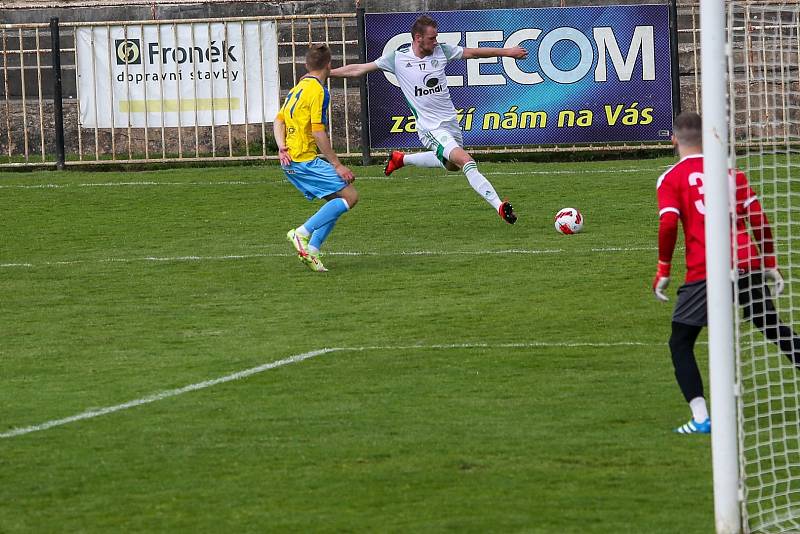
{"left": 657, "top": 154, "right": 764, "bottom": 283}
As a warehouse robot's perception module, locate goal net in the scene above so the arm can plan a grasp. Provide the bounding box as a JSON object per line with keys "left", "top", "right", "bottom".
{"left": 729, "top": 2, "right": 800, "bottom": 532}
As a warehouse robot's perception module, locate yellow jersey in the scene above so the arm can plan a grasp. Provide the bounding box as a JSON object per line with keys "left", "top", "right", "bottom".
{"left": 276, "top": 76, "right": 330, "bottom": 162}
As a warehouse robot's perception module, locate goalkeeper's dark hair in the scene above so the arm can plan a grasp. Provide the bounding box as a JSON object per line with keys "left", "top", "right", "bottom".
{"left": 673, "top": 111, "right": 703, "bottom": 148}
{"left": 306, "top": 44, "right": 331, "bottom": 71}
{"left": 412, "top": 15, "right": 437, "bottom": 38}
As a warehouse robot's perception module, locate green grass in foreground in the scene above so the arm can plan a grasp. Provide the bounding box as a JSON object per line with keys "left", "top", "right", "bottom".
{"left": 1, "top": 158, "right": 716, "bottom": 533}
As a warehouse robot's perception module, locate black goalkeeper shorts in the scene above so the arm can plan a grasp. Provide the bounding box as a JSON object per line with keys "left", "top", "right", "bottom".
{"left": 672, "top": 272, "right": 776, "bottom": 327}
{"left": 673, "top": 280, "right": 708, "bottom": 326}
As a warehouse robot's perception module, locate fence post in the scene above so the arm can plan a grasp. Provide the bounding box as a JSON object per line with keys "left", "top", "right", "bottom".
{"left": 49, "top": 17, "right": 66, "bottom": 170}
{"left": 669, "top": 0, "right": 682, "bottom": 118}
{"left": 356, "top": 5, "right": 371, "bottom": 166}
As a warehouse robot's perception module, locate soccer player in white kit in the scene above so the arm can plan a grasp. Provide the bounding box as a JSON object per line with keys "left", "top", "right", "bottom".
{"left": 331, "top": 15, "right": 528, "bottom": 224}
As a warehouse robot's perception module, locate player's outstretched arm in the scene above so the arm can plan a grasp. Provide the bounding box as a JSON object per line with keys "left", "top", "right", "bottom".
{"left": 461, "top": 46, "right": 528, "bottom": 60}
{"left": 330, "top": 62, "right": 381, "bottom": 78}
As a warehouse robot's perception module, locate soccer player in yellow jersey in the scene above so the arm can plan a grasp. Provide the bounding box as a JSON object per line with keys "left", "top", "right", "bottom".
{"left": 274, "top": 44, "right": 357, "bottom": 272}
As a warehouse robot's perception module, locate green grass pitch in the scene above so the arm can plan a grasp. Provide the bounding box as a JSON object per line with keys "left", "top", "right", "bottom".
{"left": 0, "top": 157, "right": 716, "bottom": 532}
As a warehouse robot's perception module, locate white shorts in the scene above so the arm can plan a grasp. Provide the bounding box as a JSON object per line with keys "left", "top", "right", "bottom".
{"left": 418, "top": 120, "right": 463, "bottom": 164}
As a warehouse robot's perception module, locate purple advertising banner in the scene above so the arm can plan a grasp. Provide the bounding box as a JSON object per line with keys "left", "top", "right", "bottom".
{"left": 365, "top": 5, "right": 673, "bottom": 148}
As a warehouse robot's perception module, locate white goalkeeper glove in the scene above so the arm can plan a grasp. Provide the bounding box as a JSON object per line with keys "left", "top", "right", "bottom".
{"left": 764, "top": 268, "right": 785, "bottom": 296}
{"left": 653, "top": 276, "right": 670, "bottom": 302}
{"left": 653, "top": 261, "right": 671, "bottom": 302}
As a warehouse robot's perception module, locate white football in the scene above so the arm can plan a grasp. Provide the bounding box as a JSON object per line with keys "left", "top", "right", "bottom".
{"left": 554, "top": 207, "right": 584, "bottom": 235}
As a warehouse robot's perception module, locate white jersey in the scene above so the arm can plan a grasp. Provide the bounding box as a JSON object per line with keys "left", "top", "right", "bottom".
{"left": 374, "top": 43, "right": 463, "bottom": 133}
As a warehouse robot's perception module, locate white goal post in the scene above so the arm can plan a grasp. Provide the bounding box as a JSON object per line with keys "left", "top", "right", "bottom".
{"left": 705, "top": 1, "right": 800, "bottom": 533}
{"left": 702, "top": 1, "right": 740, "bottom": 532}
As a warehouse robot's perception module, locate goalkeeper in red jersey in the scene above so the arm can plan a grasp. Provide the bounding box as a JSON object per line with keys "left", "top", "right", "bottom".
{"left": 653, "top": 111, "right": 800, "bottom": 434}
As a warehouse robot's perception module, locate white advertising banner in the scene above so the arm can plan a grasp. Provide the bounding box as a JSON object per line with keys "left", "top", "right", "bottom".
{"left": 76, "top": 22, "right": 280, "bottom": 128}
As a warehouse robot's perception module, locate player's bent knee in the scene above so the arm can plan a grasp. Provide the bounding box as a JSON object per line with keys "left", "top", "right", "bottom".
{"left": 669, "top": 337, "right": 691, "bottom": 360}
{"left": 445, "top": 146, "right": 470, "bottom": 168}
{"left": 444, "top": 161, "right": 459, "bottom": 172}
{"left": 669, "top": 322, "right": 701, "bottom": 355}
{"left": 339, "top": 186, "right": 358, "bottom": 208}
{"left": 669, "top": 331, "right": 690, "bottom": 351}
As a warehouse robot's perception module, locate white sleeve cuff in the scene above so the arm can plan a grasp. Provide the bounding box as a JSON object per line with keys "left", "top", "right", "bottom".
{"left": 659, "top": 207, "right": 680, "bottom": 217}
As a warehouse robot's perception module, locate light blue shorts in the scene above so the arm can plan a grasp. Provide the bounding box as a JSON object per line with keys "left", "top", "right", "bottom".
{"left": 282, "top": 157, "right": 347, "bottom": 201}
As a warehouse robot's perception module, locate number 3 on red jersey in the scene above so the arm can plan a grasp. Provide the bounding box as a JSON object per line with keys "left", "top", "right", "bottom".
{"left": 688, "top": 172, "right": 706, "bottom": 215}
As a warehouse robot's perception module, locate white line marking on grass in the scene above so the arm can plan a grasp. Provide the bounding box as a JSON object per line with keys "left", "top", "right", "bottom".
{"left": 337, "top": 167, "right": 667, "bottom": 180}
{"left": 0, "top": 180, "right": 285, "bottom": 190}
{"left": 0, "top": 166, "right": 669, "bottom": 190}
{"left": 348, "top": 341, "right": 660, "bottom": 351}
{"left": 590, "top": 246, "right": 659, "bottom": 252}
{"left": 0, "top": 254, "right": 284, "bottom": 268}
{"left": 1, "top": 246, "right": 661, "bottom": 269}
{"left": 481, "top": 167, "right": 668, "bottom": 177}
{"left": 0, "top": 348, "right": 338, "bottom": 439}
{"left": 77, "top": 181, "right": 283, "bottom": 188}
{"left": 0, "top": 183, "right": 69, "bottom": 189}
{"left": 0, "top": 341, "right": 663, "bottom": 439}
{"left": 359, "top": 167, "right": 668, "bottom": 180}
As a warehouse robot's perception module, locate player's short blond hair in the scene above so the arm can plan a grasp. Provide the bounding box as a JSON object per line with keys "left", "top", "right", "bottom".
{"left": 673, "top": 111, "right": 703, "bottom": 148}
{"left": 306, "top": 44, "right": 331, "bottom": 71}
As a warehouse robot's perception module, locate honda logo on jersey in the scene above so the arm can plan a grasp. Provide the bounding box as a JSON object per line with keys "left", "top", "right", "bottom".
{"left": 415, "top": 72, "right": 443, "bottom": 96}
{"left": 414, "top": 84, "right": 443, "bottom": 96}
